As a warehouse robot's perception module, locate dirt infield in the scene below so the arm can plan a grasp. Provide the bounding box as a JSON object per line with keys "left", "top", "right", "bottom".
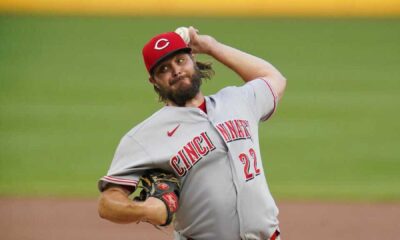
{"left": 1, "top": 198, "right": 399, "bottom": 240}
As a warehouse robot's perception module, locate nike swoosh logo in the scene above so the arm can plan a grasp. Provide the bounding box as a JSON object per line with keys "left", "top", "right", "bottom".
{"left": 167, "top": 124, "right": 180, "bottom": 137}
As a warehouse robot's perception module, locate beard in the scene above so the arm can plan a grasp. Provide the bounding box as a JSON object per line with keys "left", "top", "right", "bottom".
{"left": 155, "top": 70, "right": 202, "bottom": 107}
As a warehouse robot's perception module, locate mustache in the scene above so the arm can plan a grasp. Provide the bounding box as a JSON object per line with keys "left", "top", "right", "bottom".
{"left": 170, "top": 75, "right": 189, "bottom": 85}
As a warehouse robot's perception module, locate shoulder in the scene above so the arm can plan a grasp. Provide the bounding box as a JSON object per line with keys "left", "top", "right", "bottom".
{"left": 124, "top": 107, "right": 168, "bottom": 137}
{"left": 210, "top": 79, "right": 266, "bottom": 100}
{"left": 209, "top": 85, "right": 240, "bottom": 100}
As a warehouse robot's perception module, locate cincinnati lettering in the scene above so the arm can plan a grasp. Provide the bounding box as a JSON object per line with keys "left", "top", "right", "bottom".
{"left": 216, "top": 119, "right": 252, "bottom": 143}
{"left": 170, "top": 132, "right": 216, "bottom": 177}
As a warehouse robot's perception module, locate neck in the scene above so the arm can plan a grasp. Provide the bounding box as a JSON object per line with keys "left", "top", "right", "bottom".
{"left": 166, "top": 92, "right": 205, "bottom": 107}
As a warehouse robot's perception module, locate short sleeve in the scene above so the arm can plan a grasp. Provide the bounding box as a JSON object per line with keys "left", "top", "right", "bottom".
{"left": 239, "top": 78, "right": 277, "bottom": 121}
{"left": 97, "top": 135, "right": 152, "bottom": 192}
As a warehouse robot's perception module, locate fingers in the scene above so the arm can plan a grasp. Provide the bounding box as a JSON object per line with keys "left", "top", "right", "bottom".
{"left": 185, "top": 26, "right": 216, "bottom": 55}
{"left": 189, "top": 26, "right": 199, "bottom": 33}
{"left": 187, "top": 26, "right": 201, "bottom": 54}
{"left": 188, "top": 26, "right": 199, "bottom": 43}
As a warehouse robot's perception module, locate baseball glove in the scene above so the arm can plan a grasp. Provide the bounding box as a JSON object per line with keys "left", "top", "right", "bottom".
{"left": 135, "top": 169, "right": 181, "bottom": 226}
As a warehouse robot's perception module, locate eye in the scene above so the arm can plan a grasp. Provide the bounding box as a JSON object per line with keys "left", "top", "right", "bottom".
{"left": 177, "top": 57, "right": 185, "bottom": 64}
{"left": 159, "top": 65, "right": 169, "bottom": 73}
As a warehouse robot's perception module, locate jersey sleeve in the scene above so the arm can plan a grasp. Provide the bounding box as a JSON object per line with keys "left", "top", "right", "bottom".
{"left": 97, "top": 135, "right": 152, "bottom": 193}
{"left": 239, "top": 78, "right": 277, "bottom": 122}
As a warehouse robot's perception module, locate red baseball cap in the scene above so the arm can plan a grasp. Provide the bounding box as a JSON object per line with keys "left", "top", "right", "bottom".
{"left": 142, "top": 32, "right": 191, "bottom": 74}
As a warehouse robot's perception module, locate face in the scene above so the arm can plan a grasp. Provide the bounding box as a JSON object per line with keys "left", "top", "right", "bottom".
{"left": 150, "top": 52, "right": 202, "bottom": 106}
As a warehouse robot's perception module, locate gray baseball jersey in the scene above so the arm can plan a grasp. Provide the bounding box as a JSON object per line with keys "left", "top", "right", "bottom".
{"left": 98, "top": 78, "right": 279, "bottom": 240}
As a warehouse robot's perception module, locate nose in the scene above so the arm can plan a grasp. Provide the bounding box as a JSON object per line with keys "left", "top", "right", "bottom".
{"left": 171, "top": 63, "right": 182, "bottom": 77}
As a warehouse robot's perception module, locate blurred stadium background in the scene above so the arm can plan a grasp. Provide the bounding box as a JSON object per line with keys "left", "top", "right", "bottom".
{"left": 0, "top": 0, "right": 399, "bottom": 202}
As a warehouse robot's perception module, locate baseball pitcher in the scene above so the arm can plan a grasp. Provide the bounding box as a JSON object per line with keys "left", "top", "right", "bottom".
{"left": 98, "top": 26, "right": 287, "bottom": 240}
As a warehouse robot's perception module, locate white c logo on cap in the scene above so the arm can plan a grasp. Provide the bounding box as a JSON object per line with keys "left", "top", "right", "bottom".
{"left": 154, "top": 38, "right": 170, "bottom": 50}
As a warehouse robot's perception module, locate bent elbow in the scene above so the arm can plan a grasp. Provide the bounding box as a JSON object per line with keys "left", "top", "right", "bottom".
{"left": 268, "top": 73, "right": 287, "bottom": 101}
{"left": 280, "top": 75, "right": 287, "bottom": 93}
{"left": 277, "top": 78, "right": 287, "bottom": 101}
{"left": 98, "top": 208, "right": 107, "bottom": 219}
{"left": 98, "top": 195, "right": 110, "bottom": 219}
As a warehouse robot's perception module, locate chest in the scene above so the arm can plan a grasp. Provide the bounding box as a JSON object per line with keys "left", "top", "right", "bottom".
{"left": 145, "top": 114, "right": 257, "bottom": 179}
{"left": 148, "top": 119, "right": 225, "bottom": 177}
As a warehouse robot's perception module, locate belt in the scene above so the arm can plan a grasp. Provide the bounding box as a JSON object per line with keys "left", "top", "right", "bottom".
{"left": 187, "top": 229, "right": 280, "bottom": 240}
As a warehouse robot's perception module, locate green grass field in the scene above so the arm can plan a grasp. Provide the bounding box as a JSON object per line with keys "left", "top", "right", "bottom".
{"left": 0, "top": 16, "right": 399, "bottom": 200}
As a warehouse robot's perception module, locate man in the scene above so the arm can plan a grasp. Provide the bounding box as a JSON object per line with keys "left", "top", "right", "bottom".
{"left": 98, "top": 26, "right": 287, "bottom": 240}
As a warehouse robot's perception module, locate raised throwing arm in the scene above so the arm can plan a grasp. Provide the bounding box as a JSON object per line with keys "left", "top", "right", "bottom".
{"left": 188, "top": 27, "right": 287, "bottom": 100}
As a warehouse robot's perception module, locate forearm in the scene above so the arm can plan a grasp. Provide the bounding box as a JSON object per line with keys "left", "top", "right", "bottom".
{"left": 98, "top": 188, "right": 145, "bottom": 223}
{"left": 208, "top": 41, "right": 284, "bottom": 83}
{"left": 98, "top": 187, "right": 167, "bottom": 225}
{"left": 188, "top": 26, "right": 286, "bottom": 99}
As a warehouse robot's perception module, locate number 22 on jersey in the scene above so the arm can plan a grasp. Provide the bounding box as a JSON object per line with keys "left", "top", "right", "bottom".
{"left": 238, "top": 148, "right": 261, "bottom": 181}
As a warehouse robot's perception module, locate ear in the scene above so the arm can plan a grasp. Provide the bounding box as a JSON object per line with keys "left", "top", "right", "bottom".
{"left": 149, "top": 76, "right": 156, "bottom": 84}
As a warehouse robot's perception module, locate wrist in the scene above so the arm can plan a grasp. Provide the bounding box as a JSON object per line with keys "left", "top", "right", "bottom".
{"left": 142, "top": 197, "right": 168, "bottom": 225}
{"left": 204, "top": 37, "right": 219, "bottom": 56}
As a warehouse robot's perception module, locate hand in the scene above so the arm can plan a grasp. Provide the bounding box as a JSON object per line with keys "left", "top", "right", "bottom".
{"left": 142, "top": 197, "right": 168, "bottom": 225}
{"left": 188, "top": 26, "right": 218, "bottom": 55}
